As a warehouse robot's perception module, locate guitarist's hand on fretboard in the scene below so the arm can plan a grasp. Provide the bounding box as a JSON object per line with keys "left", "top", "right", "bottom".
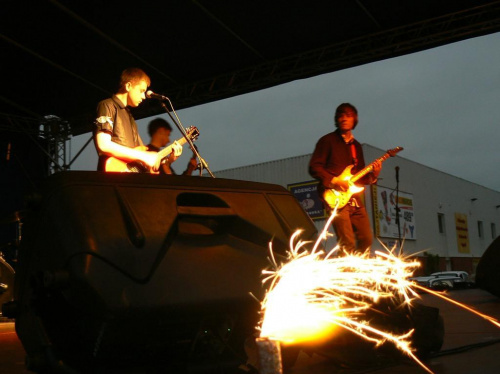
{"left": 158, "top": 141, "right": 183, "bottom": 168}
{"left": 372, "top": 159, "right": 382, "bottom": 178}
{"left": 171, "top": 141, "right": 183, "bottom": 158}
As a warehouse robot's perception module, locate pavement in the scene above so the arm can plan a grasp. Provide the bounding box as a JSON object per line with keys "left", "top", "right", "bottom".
{"left": 288, "top": 287, "right": 500, "bottom": 374}
{"left": 0, "top": 319, "right": 30, "bottom": 374}
{"left": 1, "top": 288, "right": 499, "bottom": 373}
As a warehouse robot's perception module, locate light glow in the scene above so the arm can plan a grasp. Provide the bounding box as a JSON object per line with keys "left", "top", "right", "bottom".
{"left": 258, "top": 207, "right": 500, "bottom": 374}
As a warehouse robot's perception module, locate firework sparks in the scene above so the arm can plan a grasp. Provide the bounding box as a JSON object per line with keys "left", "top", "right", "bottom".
{"left": 257, "top": 208, "right": 500, "bottom": 374}
{"left": 259, "top": 237, "right": 430, "bottom": 371}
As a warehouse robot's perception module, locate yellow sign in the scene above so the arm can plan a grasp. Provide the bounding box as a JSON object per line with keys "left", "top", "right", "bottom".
{"left": 454, "top": 213, "right": 470, "bottom": 253}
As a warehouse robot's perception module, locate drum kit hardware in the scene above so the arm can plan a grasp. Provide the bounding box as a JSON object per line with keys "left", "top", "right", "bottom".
{"left": 0, "top": 210, "right": 23, "bottom": 314}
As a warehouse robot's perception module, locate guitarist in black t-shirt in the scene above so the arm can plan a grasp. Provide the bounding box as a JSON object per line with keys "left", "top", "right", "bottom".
{"left": 93, "top": 68, "right": 183, "bottom": 173}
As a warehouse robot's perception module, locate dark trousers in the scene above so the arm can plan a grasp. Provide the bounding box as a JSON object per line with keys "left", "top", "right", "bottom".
{"left": 332, "top": 204, "right": 373, "bottom": 253}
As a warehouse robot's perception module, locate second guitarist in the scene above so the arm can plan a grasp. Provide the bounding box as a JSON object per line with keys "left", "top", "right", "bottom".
{"left": 146, "top": 118, "right": 199, "bottom": 175}
{"left": 309, "top": 103, "right": 381, "bottom": 254}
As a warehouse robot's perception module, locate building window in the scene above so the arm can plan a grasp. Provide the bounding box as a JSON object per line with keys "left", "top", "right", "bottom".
{"left": 437, "top": 213, "right": 445, "bottom": 234}
{"left": 478, "top": 220, "right": 484, "bottom": 239}
{"left": 492, "top": 223, "right": 497, "bottom": 240}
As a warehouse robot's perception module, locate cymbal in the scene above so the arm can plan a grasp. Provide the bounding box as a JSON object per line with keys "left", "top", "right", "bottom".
{"left": 0, "top": 210, "right": 25, "bottom": 224}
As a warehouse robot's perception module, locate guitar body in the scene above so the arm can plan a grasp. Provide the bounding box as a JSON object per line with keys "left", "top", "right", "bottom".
{"left": 323, "top": 165, "right": 364, "bottom": 210}
{"left": 103, "top": 126, "right": 200, "bottom": 174}
{"left": 104, "top": 147, "right": 159, "bottom": 174}
{"left": 322, "top": 146, "right": 403, "bottom": 210}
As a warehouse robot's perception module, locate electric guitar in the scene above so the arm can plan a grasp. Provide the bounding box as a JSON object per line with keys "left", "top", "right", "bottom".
{"left": 322, "top": 146, "right": 403, "bottom": 209}
{"left": 104, "top": 126, "right": 200, "bottom": 173}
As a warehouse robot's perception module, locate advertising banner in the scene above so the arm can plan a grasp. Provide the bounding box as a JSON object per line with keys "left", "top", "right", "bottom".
{"left": 287, "top": 180, "right": 327, "bottom": 220}
{"left": 372, "top": 185, "right": 416, "bottom": 240}
{"left": 454, "top": 212, "right": 470, "bottom": 253}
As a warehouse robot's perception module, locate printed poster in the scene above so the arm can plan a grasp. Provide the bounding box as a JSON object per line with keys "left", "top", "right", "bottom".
{"left": 372, "top": 185, "right": 416, "bottom": 240}
{"left": 287, "top": 180, "right": 327, "bottom": 220}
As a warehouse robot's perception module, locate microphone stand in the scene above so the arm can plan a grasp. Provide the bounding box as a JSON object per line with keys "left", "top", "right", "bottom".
{"left": 157, "top": 99, "right": 215, "bottom": 178}
{"left": 395, "top": 166, "right": 402, "bottom": 253}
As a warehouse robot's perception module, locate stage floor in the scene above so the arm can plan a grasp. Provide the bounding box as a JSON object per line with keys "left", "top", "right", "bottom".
{"left": 1, "top": 288, "right": 499, "bottom": 373}
{"left": 289, "top": 287, "right": 500, "bottom": 374}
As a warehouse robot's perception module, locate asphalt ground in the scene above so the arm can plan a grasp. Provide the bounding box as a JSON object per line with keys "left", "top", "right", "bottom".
{"left": 1, "top": 288, "right": 499, "bottom": 373}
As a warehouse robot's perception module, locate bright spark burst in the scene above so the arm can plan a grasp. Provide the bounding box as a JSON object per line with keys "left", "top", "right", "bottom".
{"left": 258, "top": 208, "right": 500, "bottom": 374}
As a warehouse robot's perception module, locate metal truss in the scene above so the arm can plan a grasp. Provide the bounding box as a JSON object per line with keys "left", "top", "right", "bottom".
{"left": 1, "top": 113, "right": 72, "bottom": 175}
{"left": 39, "top": 115, "right": 71, "bottom": 174}
{"left": 141, "top": 1, "right": 500, "bottom": 116}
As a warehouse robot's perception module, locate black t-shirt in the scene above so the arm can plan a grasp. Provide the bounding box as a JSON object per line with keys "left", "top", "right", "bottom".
{"left": 94, "top": 95, "right": 142, "bottom": 171}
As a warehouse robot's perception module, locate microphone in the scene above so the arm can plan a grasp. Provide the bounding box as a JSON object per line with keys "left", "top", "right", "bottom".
{"left": 146, "top": 90, "right": 169, "bottom": 101}
{"left": 395, "top": 166, "right": 400, "bottom": 182}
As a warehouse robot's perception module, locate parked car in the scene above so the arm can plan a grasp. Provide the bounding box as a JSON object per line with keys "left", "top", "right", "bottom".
{"left": 427, "top": 277, "right": 464, "bottom": 291}
{"left": 430, "top": 271, "right": 471, "bottom": 289}
{"left": 430, "top": 271, "right": 469, "bottom": 281}
{"left": 410, "top": 271, "right": 470, "bottom": 291}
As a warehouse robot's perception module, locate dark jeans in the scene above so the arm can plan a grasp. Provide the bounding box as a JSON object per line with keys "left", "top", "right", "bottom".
{"left": 332, "top": 204, "right": 373, "bottom": 253}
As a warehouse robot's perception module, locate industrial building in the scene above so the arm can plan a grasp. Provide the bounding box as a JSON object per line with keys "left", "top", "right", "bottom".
{"left": 213, "top": 144, "right": 500, "bottom": 276}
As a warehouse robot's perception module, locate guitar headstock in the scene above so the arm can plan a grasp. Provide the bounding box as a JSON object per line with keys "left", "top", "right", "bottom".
{"left": 387, "top": 146, "right": 403, "bottom": 157}
{"left": 186, "top": 126, "right": 200, "bottom": 141}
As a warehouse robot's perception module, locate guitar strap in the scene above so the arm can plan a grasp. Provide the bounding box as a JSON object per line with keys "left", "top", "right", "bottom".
{"left": 349, "top": 142, "right": 358, "bottom": 167}
{"left": 349, "top": 142, "right": 360, "bottom": 207}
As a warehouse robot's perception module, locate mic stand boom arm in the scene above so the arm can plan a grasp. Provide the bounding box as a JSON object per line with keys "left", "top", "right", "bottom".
{"left": 158, "top": 99, "right": 215, "bottom": 178}
{"left": 395, "top": 166, "right": 401, "bottom": 253}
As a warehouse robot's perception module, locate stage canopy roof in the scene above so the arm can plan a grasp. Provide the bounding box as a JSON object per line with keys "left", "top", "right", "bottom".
{"left": 2, "top": 0, "right": 500, "bottom": 136}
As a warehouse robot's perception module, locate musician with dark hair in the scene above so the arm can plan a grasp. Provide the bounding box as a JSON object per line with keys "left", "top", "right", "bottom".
{"left": 146, "top": 117, "right": 199, "bottom": 175}
{"left": 309, "top": 103, "right": 381, "bottom": 253}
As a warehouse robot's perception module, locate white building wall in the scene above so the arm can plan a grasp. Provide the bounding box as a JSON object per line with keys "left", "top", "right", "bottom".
{"left": 362, "top": 146, "right": 500, "bottom": 260}
{"left": 213, "top": 145, "right": 500, "bottom": 266}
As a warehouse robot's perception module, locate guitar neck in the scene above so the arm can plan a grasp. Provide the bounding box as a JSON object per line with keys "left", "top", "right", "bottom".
{"left": 351, "top": 152, "right": 392, "bottom": 183}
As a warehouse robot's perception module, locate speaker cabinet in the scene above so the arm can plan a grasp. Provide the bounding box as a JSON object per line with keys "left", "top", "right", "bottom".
{"left": 476, "top": 236, "right": 500, "bottom": 298}
{"left": 11, "top": 171, "right": 316, "bottom": 372}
